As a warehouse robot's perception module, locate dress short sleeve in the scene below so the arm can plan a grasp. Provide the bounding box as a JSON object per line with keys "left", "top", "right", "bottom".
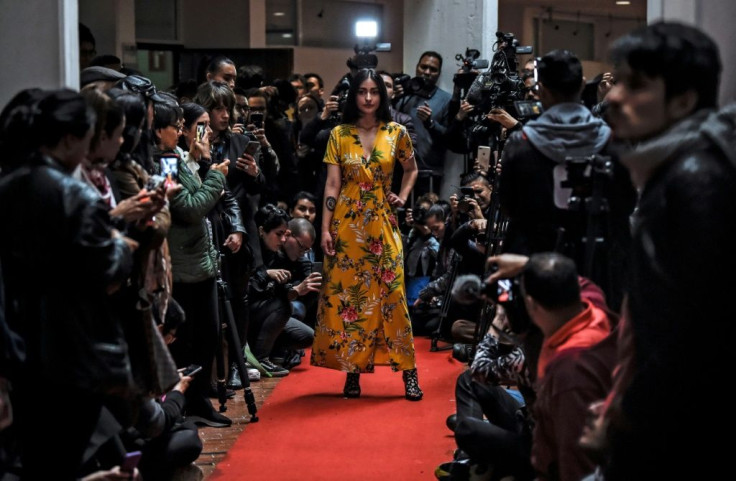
{"left": 395, "top": 125, "right": 414, "bottom": 164}
{"left": 323, "top": 126, "right": 340, "bottom": 165}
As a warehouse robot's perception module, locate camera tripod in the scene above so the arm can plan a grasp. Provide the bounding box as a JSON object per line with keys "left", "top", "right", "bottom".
{"left": 214, "top": 274, "right": 259, "bottom": 422}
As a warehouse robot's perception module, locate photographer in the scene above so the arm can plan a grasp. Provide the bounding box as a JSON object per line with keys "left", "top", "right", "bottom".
{"left": 441, "top": 252, "right": 617, "bottom": 481}
{"left": 498, "top": 49, "right": 635, "bottom": 312}
{"left": 403, "top": 197, "right": 441, "bottom": 306}
{"left": 415, "top": 172, "right": 492, "bottom": 342}
{"left": 395, "top": 51, "right": 452, "bottom": 197}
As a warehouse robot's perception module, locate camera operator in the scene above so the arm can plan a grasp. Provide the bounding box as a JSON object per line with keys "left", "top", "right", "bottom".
{"left": 394, "top": 51, "right": 452, "bottom": 197}
{"left": 497, "top": 49, "right": 636, "bottom": 312}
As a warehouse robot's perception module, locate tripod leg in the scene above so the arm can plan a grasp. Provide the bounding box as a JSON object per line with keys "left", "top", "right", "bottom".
{"left": 215, "top": 297, "right": 228, "bottom": 413}
{"left": 220, "top": 295, "right": 259, "bottom": 422}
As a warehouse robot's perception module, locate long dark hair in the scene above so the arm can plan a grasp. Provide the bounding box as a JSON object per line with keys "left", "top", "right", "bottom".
{"left": 255, "top": 203, "right": 290, "bottom": 233}
{"left": 178, "top": 102, "right": 207, "bottom": 150}
{"left": 107, "top": 88, "right": 146, "bottom": 156}
{"left": 341, "top": 69, "right": 391, "bottom": 125}
{"left": 0, "top": 89, "right": 94, "bottom": 171}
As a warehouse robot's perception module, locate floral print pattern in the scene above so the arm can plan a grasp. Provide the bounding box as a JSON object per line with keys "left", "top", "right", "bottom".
{"left": 311, "top": 122, "right": 417, "bottom": 373}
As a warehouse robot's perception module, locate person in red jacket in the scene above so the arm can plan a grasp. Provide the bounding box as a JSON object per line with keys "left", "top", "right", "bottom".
{"left": 520, "top": 252, "right": 616, "bottom": 481}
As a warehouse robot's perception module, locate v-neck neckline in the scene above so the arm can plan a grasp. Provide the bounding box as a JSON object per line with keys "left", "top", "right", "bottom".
{"left": 355, "top": 122, "right": 382, "bottom": 160}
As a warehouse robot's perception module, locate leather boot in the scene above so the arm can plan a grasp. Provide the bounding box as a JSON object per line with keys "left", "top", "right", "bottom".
{"left": 403, "top": 368, "right": 423, "bottom": 401}
{"left": 226, "top": 362, "right": 243, "bottom": 390}
{"left": 343, "top": 372, "right": 361, "bottom": 398}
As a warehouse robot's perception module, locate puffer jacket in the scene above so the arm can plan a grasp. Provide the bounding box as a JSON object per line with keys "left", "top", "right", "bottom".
{"left": 167, "top": 156, "right": 226, "bottom": 283}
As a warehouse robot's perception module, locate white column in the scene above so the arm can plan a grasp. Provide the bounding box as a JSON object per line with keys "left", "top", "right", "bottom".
{"left": 403, "top": 0, "right": 499, "bottom": 199}
{"left": 0, "top": 0, "right": 79, "bottom": 108}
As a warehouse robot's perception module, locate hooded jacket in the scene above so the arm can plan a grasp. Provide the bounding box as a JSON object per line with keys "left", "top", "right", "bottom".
{"left": 498, "top": 102, "right": 635, "bottom": 310}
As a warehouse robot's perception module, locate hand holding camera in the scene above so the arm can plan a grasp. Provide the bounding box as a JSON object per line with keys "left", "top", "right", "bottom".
{"left": 321, "top": 95, "right": 341, "bottom": 121}
{"left": 295, "top": 272, "right": 322, "bottom": 296}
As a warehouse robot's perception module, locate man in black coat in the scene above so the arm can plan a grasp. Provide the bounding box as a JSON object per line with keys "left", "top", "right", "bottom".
{"left": 599, "top": 22, "right": 736, "bottom": 481}
{"left": 497, "top": 49, "right": 635, "bottom": 311}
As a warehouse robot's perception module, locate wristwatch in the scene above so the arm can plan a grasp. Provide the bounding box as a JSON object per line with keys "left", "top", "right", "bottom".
{"left": 287, "top": 287, "right": 298, "bottom": 301}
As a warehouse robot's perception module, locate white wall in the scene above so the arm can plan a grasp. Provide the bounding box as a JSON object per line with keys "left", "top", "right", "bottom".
{"left": 0, "top": 0, "right": 79, "bottom": 108}
{"left": 403, "top": 0, "right": 484, "bottom": 94}
{"left": 648, "top": 0, "right": 736, "bottom": 103}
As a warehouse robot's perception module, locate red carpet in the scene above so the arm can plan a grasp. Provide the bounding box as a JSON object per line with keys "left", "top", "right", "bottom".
{"left": 209, "top": 337, "right": 465, "bottom": 480}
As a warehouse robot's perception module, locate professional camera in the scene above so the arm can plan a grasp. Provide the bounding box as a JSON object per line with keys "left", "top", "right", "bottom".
{"left": 329, "top": 77, "right": 351, "bottom": 121}
{"left": 466, "top": 31, "right": 532, "bottom": 110}
{"left": 453, "top": 48, "right": 490, "bottom": 93}
{"left": 456, "top": 186, "right": 476, "bottom": 213}
{"left": 393, "top": 73, "right": 435, "bottom": 99}
{"left": 451, "top": 272, "right": 531, "bottom": 335}
{"left": 412, "top": 205, "right": 428, "bottom": 226}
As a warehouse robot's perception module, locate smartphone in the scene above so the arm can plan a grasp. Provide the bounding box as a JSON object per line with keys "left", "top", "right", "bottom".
{"left": 120, "top": 451, "right": 142, "bottom": 474}
{"left": 244, "top": 140, "right": 260, "bottom": 156}
{"left": 476, "top": 145, "right": 491, "bottom": 172}
{"left": 250, "top": 112, "right": 264, "bottom": 129}
{"left": 196, "top": 122, "right": 206, "bottom": 142}
{"left": 158, "top": 154, "right": 179, "bottom": 185}
{"left": 179, "top": 364, "right": 202, "bottom": 377}
{"left": 311, "top": 261, "right": 323, "bottom": 274}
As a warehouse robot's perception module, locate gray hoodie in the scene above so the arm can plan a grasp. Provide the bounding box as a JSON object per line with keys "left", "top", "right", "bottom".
{"left": 522, "top": 102, "right": 612, "bottom": 162}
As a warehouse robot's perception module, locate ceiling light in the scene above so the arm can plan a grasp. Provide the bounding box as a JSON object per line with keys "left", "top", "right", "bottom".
{"left": 616, "top": 1, "right": 631, "bottom": 5}
{"left": 281, "top": 33, "right": 293, "bottom": 38}
{"left": 274, "top": 12, "right": 285, "bottom": 16}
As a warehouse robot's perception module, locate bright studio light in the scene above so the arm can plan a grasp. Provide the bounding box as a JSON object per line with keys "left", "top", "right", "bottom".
{"left": 355, "top": 20, "right": 378, "bottom": 38}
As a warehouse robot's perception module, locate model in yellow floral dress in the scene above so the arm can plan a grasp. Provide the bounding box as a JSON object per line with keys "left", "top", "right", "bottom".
{"left": 310, "top": 69, "right": 422, "bottom": 400}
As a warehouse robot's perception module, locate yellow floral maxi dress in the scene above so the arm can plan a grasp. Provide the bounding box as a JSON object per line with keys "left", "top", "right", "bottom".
{"left": 310, "top": 121, "right": 417, "bottom": 373}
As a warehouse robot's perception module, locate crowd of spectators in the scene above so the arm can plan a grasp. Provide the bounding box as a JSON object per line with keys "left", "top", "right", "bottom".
{"left": 1, "top": 19, "right": 734, "bottom": 481}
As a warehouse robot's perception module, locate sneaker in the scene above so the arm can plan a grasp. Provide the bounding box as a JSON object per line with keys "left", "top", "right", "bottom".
{"left": 259, "top": 358, "right": 289, "bottom": 377}
{"left": 247, "top": 367, "right": 261, "bottom": 381}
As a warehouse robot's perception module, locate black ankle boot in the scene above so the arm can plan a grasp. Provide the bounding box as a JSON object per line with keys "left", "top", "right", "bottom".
{"left": 343, "top": 372, "right": 361, "bottom": 398}
{"left": 403, "top": 369, "right": 423, "bottom": 401}
{"left": 226, "top": 362, "right": 243, "bottom": 390}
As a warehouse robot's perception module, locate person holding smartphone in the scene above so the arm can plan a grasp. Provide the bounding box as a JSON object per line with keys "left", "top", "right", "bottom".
{"left": 154, "top": 93, "right": 232, "bottom": 427}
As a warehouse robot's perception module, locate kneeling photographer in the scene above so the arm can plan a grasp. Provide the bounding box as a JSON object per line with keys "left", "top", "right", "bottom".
{"left": 439, "top": 252, "right": 617, "bottom": 481}
{"left": 416, "top": 172, "right": 492, "bottom": 343}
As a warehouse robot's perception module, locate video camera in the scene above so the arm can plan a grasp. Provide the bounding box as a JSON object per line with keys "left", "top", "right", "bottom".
{"left": 466, "top": 31, "right": 532, "bottom": 111}
{"left": 453, "top": 48, "right": 490, "bottom": 94}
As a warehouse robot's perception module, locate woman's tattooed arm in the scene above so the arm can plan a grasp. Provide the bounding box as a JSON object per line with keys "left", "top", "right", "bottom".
{"left": 326, "top": 196, "right": 337, "bottom": 211}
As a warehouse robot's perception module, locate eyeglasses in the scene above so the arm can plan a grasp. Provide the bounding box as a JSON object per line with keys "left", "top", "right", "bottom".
{"left": 169, "top": 121, "right": 183, "bottom": 132}
{"left": 249, "top": 106, "right": 266, "bottom": 112}
{"left": 293, "top": 235, "right": 311, "bottom": 253}
{"left": 237, "top": 104, "right": 250, "bottom": 112}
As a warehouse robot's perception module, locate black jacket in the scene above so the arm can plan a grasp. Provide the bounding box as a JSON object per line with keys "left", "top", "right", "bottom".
{"left": 0, "top": 155, "right": 133, "bottom": 392}
{"left": 498, "top": 103, "right": 635, "bottom": 309}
